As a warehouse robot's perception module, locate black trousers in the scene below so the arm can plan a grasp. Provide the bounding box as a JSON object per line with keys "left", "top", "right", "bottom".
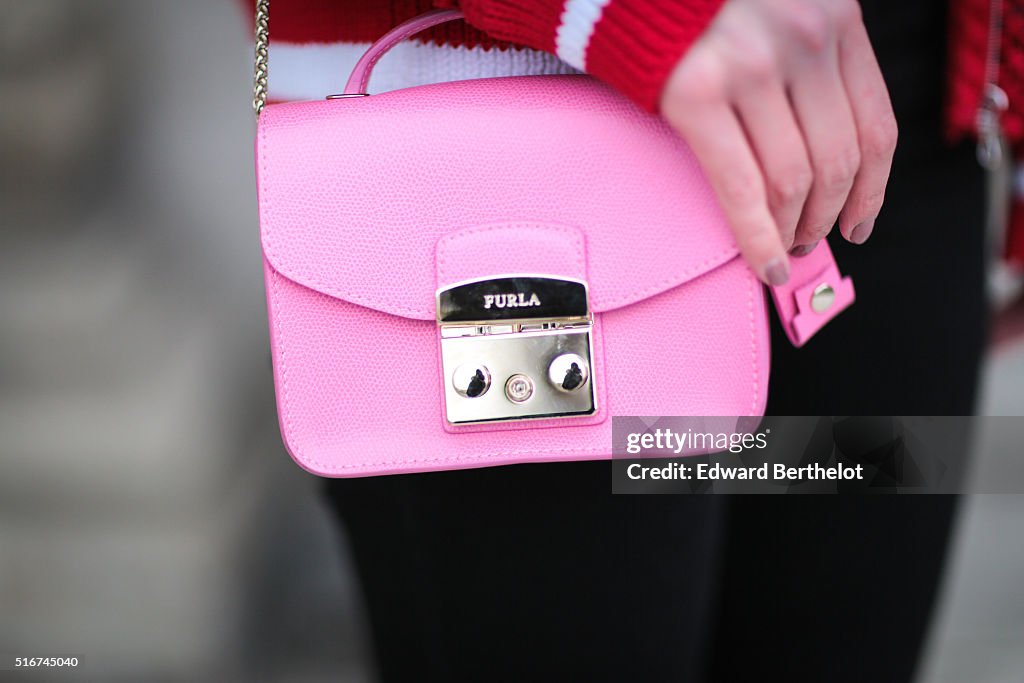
{"left": 324, "top": 2, "right": 989, "bottom": 680}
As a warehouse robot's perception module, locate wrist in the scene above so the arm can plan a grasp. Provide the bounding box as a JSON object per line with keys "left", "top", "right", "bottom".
{"left": 579, "top": 0, "right": 726, "bottom": 112}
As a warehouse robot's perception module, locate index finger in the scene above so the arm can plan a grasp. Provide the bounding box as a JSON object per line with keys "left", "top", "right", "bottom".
{"left": 665, "top": 101, "right": 791, "bottom": 285}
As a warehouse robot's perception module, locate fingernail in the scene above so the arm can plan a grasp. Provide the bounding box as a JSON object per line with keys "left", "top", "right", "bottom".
{"left": 850, "top": 218, "right": 875, "bottom": 244}
{"left": 763, "top": 257, "right": 790, "bottom": 286}
{"left": 789, "top": 241, "right": 819, "bottom": 257}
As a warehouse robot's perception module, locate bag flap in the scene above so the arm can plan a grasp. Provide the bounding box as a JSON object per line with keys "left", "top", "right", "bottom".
{"left": 257, "top": 74, "right": 739, "bottom": 320}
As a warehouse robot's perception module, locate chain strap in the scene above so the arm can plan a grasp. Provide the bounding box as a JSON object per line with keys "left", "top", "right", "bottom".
{"left": 253, "top": 0, "right": 270, "bottom": 116}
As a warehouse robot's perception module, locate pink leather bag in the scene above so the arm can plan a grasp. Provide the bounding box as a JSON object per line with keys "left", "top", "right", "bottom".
{"left": 256, "top": 10, "right": 855, "bottom": 477}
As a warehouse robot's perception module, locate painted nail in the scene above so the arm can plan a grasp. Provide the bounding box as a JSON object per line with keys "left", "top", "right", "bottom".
{"left": 763, "top": 257, "right": 790, "bottom": 286}
{"left": 789, "top": 241, "right": 819, "bottom": 257}
{"left": 850, "top": 218, "right": 875, "bottom": 244}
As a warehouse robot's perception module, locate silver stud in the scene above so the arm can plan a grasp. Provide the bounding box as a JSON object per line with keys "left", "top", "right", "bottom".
{"left": 810, "top": 283, "right": 835, "bottom": 313}
{"left": 452, "top": 364, "right": 490, "bottom": 398}
{"left": 504, "top": 374, "right": 534, "bottom": 403}
{"left": 548, "top": 353, "right": 589, "bottom": 392}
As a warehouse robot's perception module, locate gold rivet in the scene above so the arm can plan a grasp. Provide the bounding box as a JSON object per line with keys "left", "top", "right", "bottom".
{"left": 810, "top": 283, "right": 835, "bottom": 313}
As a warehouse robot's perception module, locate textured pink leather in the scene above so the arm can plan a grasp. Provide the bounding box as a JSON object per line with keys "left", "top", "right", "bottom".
{"left": 436, "top": 222, "right": 587, "bottom": 286}
{"left": 344, "top": 9, "right": 465, "bottom": 95}
{"left": 264, "top": 257, "right": 768, "bottom": 477}
{"left": 771, "top": 240, "right": 856, "bottom": 347}
{"left": 259, "top": 78, "right": 740, "bottom": 321}
{"left": 256, "top": 16, "right": 854, "bottom": 477}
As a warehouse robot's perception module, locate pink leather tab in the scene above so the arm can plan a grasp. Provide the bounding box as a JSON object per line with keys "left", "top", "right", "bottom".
{"left": 344, "top": 9, "right": 465, "bottom": 95}
{"left": 434, "top": 222, "right": 606, "bottom": 435}
{"left": 770, "top": 241, "right": 855, "bottom": 347}
{"left": 436, "top": 222, "right": 587, "bottom": 287}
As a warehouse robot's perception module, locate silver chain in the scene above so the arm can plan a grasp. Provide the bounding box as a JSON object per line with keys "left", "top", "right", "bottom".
{"left": 253, "top": 0, "right": 270, "bottom": 116}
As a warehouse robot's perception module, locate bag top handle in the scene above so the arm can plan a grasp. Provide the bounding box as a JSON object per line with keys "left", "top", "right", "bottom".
{"left": 342, "top": 9, "right": 465, "bottom": 96}
{"left": 253, "top": 5, "right": 464, "bottom": 115}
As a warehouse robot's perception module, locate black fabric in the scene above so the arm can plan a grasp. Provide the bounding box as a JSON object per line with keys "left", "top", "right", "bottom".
{"left": 323, "top": 0, "right": 989, "bottom": 680}
{"left": 709, "top": 1, "right": 987, "bottom": 678}
{"left": 328, "top": 470, "right": 723, "bottom": 682}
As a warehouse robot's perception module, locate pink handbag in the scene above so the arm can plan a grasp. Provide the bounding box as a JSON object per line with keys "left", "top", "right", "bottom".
{"left": 255, "top": 9, "right": 855, "bottom": 477}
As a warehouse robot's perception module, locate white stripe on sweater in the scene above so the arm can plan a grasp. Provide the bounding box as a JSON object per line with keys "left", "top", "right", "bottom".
{"left": 267, "top": 40, "right": 578, "bottom": 101}
{"left": 555, "top": 0, "right": 612, "bottom": 71}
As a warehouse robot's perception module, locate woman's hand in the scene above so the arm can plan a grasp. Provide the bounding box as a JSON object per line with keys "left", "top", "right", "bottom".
{"left": 660, "top": 0, "right": 897, "bottom": 285}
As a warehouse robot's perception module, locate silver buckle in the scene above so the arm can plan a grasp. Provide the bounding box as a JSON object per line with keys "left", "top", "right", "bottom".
{"left": 436, "top": 275, "right": 597, "bottom": 425}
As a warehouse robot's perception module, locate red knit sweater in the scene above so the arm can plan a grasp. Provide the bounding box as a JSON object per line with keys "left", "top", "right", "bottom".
{"left": 247, "top": 0, "right": 724, "bottom": 112}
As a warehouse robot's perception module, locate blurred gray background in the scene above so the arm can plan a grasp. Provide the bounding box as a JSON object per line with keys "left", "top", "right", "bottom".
{"left": 0, "top": 2, "right": 1021, "bottom": 681}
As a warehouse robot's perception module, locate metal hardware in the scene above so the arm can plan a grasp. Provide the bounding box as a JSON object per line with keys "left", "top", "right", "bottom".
{"left": 976, "top": 0, "right": 1007, "bottom": 169}
{"left": 810, "top": 283, "right": 836, "bottom": 313}
{"left": 504, "top": 374, "right": 535, "bottom": 403}
{"left": 437, "top": 275, "right": 597, "bottom": 424}
{"left": 452, "top": 364, "right": 491, "bottom": 398}
{"left": 253, "top": 0, "right": 371, "bottom": 116}
{"left": 977, "top": 83, "right": 1008, "bottom": 169}
{"left": 253, "top": 0, "right": 269, "bottom": 116}
{"left": 548, "top": 353, "right": 589, "bottom": 392}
